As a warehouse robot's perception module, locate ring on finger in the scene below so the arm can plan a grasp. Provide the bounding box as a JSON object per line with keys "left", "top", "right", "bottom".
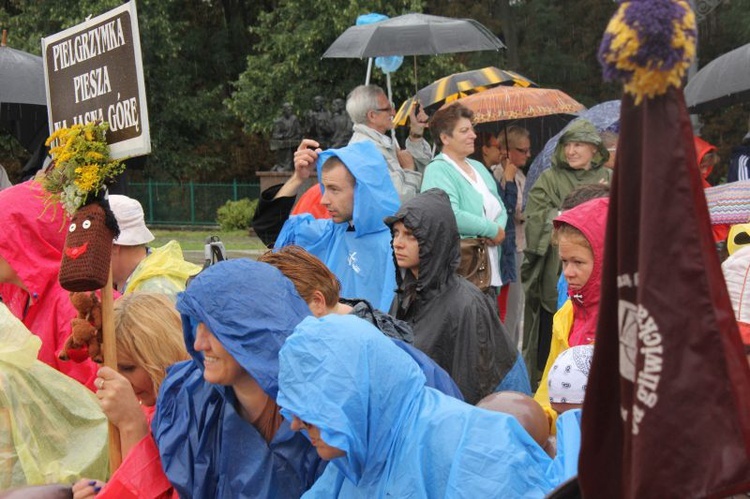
{"left": 97, "top": 378, "right": 105, "bottom": 389}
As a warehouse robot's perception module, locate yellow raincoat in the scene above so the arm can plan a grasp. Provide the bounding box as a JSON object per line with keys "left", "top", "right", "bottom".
{"left": 533, "top": 299, "right": 575, "bottom": 435}
{"left": 124, "top": 241, "right": 201, "bottom": 298}
{"left": 0, "top": 304, "right": 108, "bottom": 487}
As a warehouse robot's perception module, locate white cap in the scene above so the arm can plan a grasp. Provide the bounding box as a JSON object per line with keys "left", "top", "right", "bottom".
{"left": 109, "top": 195, "right": 155, "bottom": 246}
{"left": 548, "top": 344, "right": 594, "bottom": 404}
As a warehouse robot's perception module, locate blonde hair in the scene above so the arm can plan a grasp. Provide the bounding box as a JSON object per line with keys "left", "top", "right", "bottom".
{"left": 552, "top": 223, "right": 591, "bottom": 252}
{"left": 113, "top": 292, "right": 189, "bottom": 394}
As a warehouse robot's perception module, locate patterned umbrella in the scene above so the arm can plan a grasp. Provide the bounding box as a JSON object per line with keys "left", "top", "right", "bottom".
{"left": 394, "top": 67, "right": 536, "bottom": 126}
{"left": 418, "top": 67, "right": 536, "bottom": 110}
{"left": 451, "top": 86, "right": 584, "bottom": 124}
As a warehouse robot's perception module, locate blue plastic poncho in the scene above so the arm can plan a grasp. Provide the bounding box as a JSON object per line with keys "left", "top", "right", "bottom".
{"left": 549, "top": 409, "right": 582, "bottom": 483}
{"left": 152, "top": 260, "right": 324, "bottom": 498}
{"left": 277, "top": 314, "right": 556, "bottom": 498}
{"left": 275, "top": 141, "right": 400, "bottom": 311}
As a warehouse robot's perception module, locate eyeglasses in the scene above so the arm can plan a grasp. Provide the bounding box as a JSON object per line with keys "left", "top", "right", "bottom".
{"left": 373, "top": 102, "right": 395, "bottom": 113}
{"left": 514, "top": 147, "right": 531, "bottom": 155}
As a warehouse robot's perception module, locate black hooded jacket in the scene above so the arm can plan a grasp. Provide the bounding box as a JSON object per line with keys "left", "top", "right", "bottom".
{"left": 387, "top": 188, "right": 518, "bottom": 404}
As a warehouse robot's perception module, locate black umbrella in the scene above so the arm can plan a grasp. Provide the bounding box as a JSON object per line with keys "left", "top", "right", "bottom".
{"left": 0, "top": 31, "right": 48, "bottom": 153}
{"left": 322, "top": 13, "right": 505, "bottom": 59}
{"left": 685, "top": 42, "right": 750, "bottom": 113}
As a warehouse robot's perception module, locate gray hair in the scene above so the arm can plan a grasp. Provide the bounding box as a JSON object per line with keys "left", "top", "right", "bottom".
{"left": 346, "top": 85, "right": 385, "bottom": 125}
{"left": 498, "top": 126, "right": 531, "bottom": 151}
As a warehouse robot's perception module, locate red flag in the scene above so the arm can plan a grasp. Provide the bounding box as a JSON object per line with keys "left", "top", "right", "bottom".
{"left": 578, "top": 84, "right": 750, "bottom": 496}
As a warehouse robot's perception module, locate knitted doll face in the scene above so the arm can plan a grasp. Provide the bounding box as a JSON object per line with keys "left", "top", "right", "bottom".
{"left": 59, "top": 202, "right": 114, "bottom": 292}
{"left": 64, "top": 204, "right": 108, "bottom": 260}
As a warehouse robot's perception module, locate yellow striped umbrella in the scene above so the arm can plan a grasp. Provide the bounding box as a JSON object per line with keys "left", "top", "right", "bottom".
{"left": 419, "top": 67, "right": 536, "bottom": 109}
{"left": 393, "top": 67, "right": 536, "bottom": 126}
{"left": 449, "top": 86, "right": 585, "bottom": 124}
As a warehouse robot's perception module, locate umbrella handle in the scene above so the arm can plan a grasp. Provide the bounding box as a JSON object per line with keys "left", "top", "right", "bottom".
{"left": 365, "top": 58, "right": 373, "bottom": 85}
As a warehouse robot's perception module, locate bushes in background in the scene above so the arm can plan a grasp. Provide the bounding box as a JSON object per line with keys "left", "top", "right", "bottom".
{"left": 217, "top": 198, "right": 258, "bottom": 231}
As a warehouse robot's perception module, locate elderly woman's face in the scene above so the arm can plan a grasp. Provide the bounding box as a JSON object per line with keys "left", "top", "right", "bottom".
{"left": 441, "top": 117, "right": 476, "bottom": 158}
{"left": 194, "top": 323, "right": 247, "bottom": 386}
{"left": 564, "top": 141, "right": 597, "bottom": 170}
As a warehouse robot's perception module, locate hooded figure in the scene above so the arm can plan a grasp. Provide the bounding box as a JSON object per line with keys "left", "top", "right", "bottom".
{"left": 694, "top": 136, "right": 718, "bottom": 188}
{"left": 694, "top": 136, "right": 729, "bottom": 243}
{"left": 277, "top": 314, "right": 556, "bottom": 497}
{"left": 387, "top": 189, "right": 527, "bottom": 403}
{"left": 533, "top": 197, "right": 609, "bottom": 431}
{"left": 521, "top": 119, "right": 612, "bottom": 384}
{"left": 0, "top": 181, "right": 97, "bottom": 388}
{"left": 275, "top": 141, "right": 400, "bottom": 311}
{"left": 0, "top": 303, "right": 108, "bottom": 488}
{"left": 152, "top": 260, "right": 324, "bottom": 498}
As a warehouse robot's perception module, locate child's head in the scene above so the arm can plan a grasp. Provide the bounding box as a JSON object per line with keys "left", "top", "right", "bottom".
{"left": 548, "top": 344, "right": 594, "bottom": 414}
{"left": 553, "top": 197, "right": 609, "bottom": 293}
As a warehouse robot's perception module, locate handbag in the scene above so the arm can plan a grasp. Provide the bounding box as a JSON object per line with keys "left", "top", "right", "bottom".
{"left": 457, "top": 238, "right": 491, "bottom": 292}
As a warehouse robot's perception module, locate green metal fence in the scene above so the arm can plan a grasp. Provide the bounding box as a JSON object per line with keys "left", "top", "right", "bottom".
{"left": 129, "top": 180, "right": 260, "bottom": 226}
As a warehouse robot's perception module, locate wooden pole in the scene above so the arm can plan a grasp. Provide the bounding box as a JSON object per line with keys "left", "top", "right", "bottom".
{"left": 1, "top": 29, "right": 7, "bottom": 47}
{"left": 100, "top": 267, "right": 122, "bottom": 473}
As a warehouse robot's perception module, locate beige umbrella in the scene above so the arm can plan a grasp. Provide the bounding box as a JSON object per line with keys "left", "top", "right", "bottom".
{"left": 449, "top": 86, "right": 585, "bottom": 124}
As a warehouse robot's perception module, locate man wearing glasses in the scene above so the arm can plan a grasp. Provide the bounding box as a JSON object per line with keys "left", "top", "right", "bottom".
{"left": 346, "top": 84, "right": 430, "bottom": 202}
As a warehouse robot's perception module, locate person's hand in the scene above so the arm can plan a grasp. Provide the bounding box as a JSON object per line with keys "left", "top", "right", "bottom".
{"left": 408, "top": 101, "right": 429, "bottom": 138}
{"left": 397, "top": 149, "right": 416, "bottom": 171}
{"left": 502, "top": 157, "right": 518, "bottom": 182}
{"left": 72, "top": 479, "right": 105, "bottom": 498}
{"left": 293, "top": 138, "right": 321, "bottom": 180}
{"left": 487, "top": 226, "right": 505, "bottom": 246}
{"left": 95, "top": 367, "right": 148, "bottom": 436}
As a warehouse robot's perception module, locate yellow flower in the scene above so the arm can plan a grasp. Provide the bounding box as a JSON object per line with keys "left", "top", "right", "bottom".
{"left": 74, "top": 164, "right": 100, "bottom": 192}
{"left": 85, "top": 151, "right": 105, "bottom": 161}
{"left": 38, "top": 121, "right": 124, "bottom": 215}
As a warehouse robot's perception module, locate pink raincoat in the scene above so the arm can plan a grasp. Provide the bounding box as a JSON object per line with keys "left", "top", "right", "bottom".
{"left": 0, "top": 181, "right": 97, "bottom": 388}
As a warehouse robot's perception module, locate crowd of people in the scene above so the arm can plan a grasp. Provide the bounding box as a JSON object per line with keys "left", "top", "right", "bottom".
{"left": 2, "top": 80, "right": 749, "bottom": 498}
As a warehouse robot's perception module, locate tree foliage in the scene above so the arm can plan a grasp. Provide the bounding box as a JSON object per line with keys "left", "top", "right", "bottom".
{"left": 228, "top": 0, "right": 470, "bottom": 134}
{"left": 1, "top": 0, "right": 749, "bottom": 183}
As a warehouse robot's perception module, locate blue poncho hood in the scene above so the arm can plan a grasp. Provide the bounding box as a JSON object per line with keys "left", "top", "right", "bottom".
{"left": 316, "top": 140, "right": 399, "bottom": 237}
{"left": 278, "top": 314, "right": 557, "bottom": 497}
{"left": 177, "top": 259, "right": 312, "bottom": 399}
{"left": 278, "top": 314, "right": 425, "bottom": 484}
{"left": 154, "top": 259, "right": 323, "bottom": 498}
{"left": 276, "top": 141, "right": 400, "bottom": 310}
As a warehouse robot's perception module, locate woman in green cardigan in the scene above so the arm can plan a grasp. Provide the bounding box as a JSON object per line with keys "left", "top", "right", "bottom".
{"left": 420, "top": 103, "right": 508, "bottom": 293}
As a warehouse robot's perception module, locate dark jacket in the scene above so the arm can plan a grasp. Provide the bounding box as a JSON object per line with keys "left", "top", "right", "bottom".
{"left": 343, "top": 297, "right": 464, "bottom": 400}
{"left": 387, "top": 188, "right": 519, "bottom": 404}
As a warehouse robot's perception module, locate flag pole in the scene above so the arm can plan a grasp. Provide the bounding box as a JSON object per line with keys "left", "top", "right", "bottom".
{"left": 101, "top": 267, "right": 122, "bottom": 473}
